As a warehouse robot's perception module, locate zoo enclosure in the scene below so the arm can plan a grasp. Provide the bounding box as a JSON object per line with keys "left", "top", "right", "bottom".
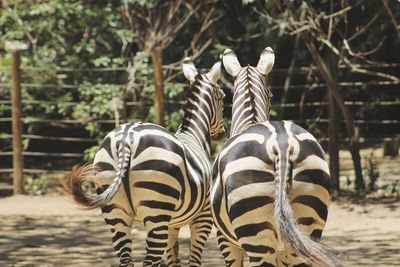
{"left": 0, "top": 53, "right": 399, "bottom": 195}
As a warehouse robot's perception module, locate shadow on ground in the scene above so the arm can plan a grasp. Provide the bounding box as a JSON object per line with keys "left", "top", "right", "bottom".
{"left": 0, "top": 215, "right": 225, "bottom": 266}
{"left": 1, "top": 213, "right": 399, "bottom": 266}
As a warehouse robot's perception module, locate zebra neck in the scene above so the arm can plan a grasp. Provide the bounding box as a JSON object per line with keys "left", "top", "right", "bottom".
{"left": 176, "top": 102, "right": 212, "bottom": 157}
{"left": 230, "top": 68, "right": 270, "bottom": 136}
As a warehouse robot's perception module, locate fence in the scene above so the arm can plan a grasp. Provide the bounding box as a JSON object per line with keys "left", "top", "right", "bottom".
{"left": 0, "top": 52, "right": 399, "bottom": 194}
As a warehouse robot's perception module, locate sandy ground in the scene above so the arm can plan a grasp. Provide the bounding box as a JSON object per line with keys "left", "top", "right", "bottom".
{"left": 1, "top": 148, "right": 399, "bottom": 266}
{"left": 0, "top": 194, "right": 399, "bottom": 267}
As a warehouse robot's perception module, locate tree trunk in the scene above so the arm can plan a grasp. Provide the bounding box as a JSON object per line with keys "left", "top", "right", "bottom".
{"left": 328, "top": 89, "right": 340, "bottom": 194}
{"left": 327, "top": 51, "right": 340, "bottom": 194}
{"left": 301, "top": 33, "right": 365, "bottom": 192}
{"left": 151, "top": 47, "right": 164, "bottom": 126}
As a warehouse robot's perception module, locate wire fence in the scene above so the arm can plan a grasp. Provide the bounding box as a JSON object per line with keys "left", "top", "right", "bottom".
{"left": 0, "top": 60, "right": 399, "bottom": 192}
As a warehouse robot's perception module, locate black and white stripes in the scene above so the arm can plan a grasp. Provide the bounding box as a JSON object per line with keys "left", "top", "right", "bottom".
{"left": 231, "top": 69, "right": 272, "bottom": 135}
{"left": 211, "top": 48, "right": 337, "bottom": 267}
{"left": 64, "top": 59, "right": 225, "bottom": 267}
{"left": 64, "top": 47, "right": 338, "bottom": 267}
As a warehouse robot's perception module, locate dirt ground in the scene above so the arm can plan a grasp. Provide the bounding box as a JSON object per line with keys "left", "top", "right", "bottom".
{"left": 0, "top": 148, "right": 399, "bottom": 266}
{"left": 0, "top": 193, "right": 399, "bottom": 267}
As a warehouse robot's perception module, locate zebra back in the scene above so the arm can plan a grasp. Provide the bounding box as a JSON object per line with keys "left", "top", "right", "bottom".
{"left": 211, "top": 47, "right": 339, "bottom": 266}
{"left": 65, "top": 59, "right": 225, "bottom": 210}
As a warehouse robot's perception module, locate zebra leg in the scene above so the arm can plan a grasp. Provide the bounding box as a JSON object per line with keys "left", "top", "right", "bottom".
{"left": 216, "top": 230, "right": 244, "bottom": 267}
{"left": 98, "top": 188, "right": 135, "bottom": 266}
{"left": 166, "top": 227, "right": 181, "bottom": 267}
{"left": 238, "top": 229, "right": 278, "bottom": 267}
{"left": 143, "top": 218, "right": 171, "bottom": 267}
{"left": 188, "top": 203, "right": 213, "bottom": 266}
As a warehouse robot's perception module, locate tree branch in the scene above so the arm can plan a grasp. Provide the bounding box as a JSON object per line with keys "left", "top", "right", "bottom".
{"left": 382, "top": 0, "right": 400, "bottom": 42}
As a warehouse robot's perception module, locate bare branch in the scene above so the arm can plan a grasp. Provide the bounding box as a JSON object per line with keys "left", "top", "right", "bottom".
{"left": 161, "top": 0, "right": 183, "bottom": 31}
{"left": 347, "top": 8, "right": 383, "bottom": 42}
{"left": 382, "top": 0, "right": 400, "bottom": 42}
{"left": 322, "top": 5, "right": 353, "bottom": 19}
{"left": 343, "top": 37, "right": 387, "bottom": 58}
{"left": 163, "top": 6, "right": 221, "bottom": 82}
{"left": 317, "top": 35, "right": 399, "bottom": 81}
{"left": 160, "top": 4, "right": 199, "bottom": 48}
{"left": 345, "top": 62, "right": 400, "bottom": 83}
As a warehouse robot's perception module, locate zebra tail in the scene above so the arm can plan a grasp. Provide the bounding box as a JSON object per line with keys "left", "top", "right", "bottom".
{"left": 62, "top": 163, "right": 102, "bottom": 209}
{"left": 63, "top": 139, "right": 131, "bottom": 209}
{"left": 273, "top": 149, "right": 339, "bottom": 267}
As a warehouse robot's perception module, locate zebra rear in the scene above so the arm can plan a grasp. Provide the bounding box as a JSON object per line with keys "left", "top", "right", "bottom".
{"left": 211, "top": 47, "right": 338, "bottom": 267}
{"left": 64, "top": 59, "right": 225, "bottom": 267}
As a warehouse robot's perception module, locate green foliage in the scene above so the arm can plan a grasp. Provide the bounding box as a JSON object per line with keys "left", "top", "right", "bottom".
{"left": 388, "top": 180, "right": 399, "bottom": 195}
{"left": 0, "top": 0, "right": 134, "bottom": 152}
{"left": 25, "top": 175, "right": 49, "bottom": 196}
{"left": 0, "top": 1, "right": 131, "bottom": 68}
{"left": 132, "top": 51, "right": 154, "bottom": 95}
{"left": 364, "top": 152, "right": 380, "bottom": 192}
{"left": 165, "top": 107, "right": 184, "bottom": 132}
{"left": 83, "top": 145, "right": 100, "bottom": 161}
{"left": 0, "top": 1, "right": 399, "bottom": 197}
{"left": 209, "top": 44, "right": 229, "bottom": 59}
{"left": 165, "top": 83, "right": 185, "bottom": 131}
{"left": 72, "top": 82, "right": 123, "bottom": 136}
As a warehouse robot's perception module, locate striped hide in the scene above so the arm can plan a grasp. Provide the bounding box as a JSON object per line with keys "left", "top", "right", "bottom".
{"left": 211, "top": 48, "right": 337, "bottom": 267}
{"left": 64, "top": 58, "right": 225, "bottom": 267}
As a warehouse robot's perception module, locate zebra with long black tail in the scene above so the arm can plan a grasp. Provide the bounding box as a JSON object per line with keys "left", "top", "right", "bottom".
{"left": 64, "top": 58, "right": 225, "bottom": 267}
{"left": 211, "top": 47, "right": 338, "bottom": 267}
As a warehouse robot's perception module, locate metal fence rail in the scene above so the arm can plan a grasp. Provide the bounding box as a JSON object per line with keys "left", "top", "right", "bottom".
{"left": 1, "top": 56, "right": 399, "bottom": 195}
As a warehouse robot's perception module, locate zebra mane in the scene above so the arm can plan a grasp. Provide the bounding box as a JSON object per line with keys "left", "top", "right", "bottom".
{"left": 234, "top": 65, "right": 272, "bottom": 123}
{"left": 245, "top": 66, "right": 258, "bottom": 125}
{"left": 179, "top": 73, "right": 209, "bottom": 133}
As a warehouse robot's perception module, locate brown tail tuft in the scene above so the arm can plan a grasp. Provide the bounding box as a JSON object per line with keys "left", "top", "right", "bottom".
{"left": 62, "top": 163, "right": 102, "bottom": 209}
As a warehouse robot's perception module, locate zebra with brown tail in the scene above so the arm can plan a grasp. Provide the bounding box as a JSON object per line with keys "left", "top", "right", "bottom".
{"left": 64, "top": 58, "right": 225, "bottom": 267}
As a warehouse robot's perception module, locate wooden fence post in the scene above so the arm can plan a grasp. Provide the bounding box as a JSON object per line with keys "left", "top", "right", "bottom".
{"left": 10, "top": 50, "right": 25, "bottom": 195}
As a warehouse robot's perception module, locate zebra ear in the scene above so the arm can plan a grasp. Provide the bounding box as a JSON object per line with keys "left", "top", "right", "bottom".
{"left": 206, "top": 61, "right": 221, "bottom": 83}
{"left": 256, "top": 47, "right": 275, "bottom": 75}
{"left": 182, "top": 57, "right": 198, "bottom": 82}
{"left": 222, "top": 49, "right": 242, "bottom": 77}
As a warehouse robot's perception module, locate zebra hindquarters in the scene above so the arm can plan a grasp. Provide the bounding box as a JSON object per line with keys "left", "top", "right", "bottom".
{"left": 131, "top": 169, "right": 182, "bottom": 267}
{"left": 91, "top": 146, "right": 136, "bottom": 266}
{"left": 96, "top": 180, "right": 136, "bottom": 267}
{"left": 225, "top": 168, "right": 279, "bottom": 267}
{"left": 285, "top": 153, "right": 331, "bottom": 267}
{"left": 227, "top": 181, "right": 279, "bottom": 267}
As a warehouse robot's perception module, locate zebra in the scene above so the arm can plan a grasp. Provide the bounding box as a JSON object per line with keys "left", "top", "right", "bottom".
{"left": 210, "top": 47, "right": 337, "bottom": 267}
{"left": 63, "top": 58, "right": 225, "bottom": 267}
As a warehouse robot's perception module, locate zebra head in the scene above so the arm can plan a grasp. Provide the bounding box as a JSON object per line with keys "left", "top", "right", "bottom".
{"left": 222, "top": 47, "right": 275, "bottom": 135}
{"left": 182, "top": 58, "right": 225, "bottom": 140}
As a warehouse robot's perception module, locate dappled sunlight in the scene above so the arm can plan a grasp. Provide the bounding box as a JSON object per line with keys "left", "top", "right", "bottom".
{"left": 0, "top": 195, "right": 399, "bottom": 266}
